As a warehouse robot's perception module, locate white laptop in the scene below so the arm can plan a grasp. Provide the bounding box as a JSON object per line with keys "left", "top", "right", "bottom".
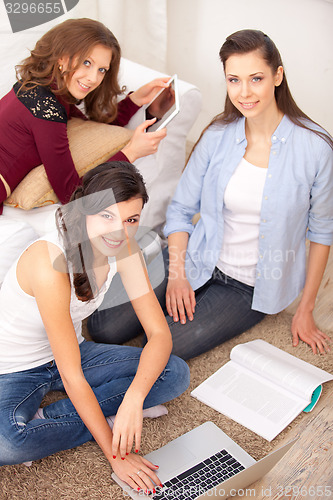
{"left": 112, "top": 421, "right": 296, "bottom": 499}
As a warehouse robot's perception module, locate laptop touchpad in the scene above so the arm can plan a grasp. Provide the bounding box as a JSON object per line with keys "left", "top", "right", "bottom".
{"left": 148, "top": 443, "right": 196, "bottom": 475}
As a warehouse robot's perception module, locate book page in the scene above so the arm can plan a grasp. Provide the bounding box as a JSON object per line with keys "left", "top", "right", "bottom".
{"left": 230, "top": 340, "right": 333, "bottom": 400}
{"left": 191, "top": 361, "right": 308, "bottom": 441}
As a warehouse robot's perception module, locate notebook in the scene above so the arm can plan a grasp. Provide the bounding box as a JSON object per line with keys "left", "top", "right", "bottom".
{"left": 112, "top": 421, "right": 296, "bottom": 499}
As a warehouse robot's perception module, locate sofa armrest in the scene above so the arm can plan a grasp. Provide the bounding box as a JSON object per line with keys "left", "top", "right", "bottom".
{"left": 119, "top": 58, "right": 202, "bottom": 232}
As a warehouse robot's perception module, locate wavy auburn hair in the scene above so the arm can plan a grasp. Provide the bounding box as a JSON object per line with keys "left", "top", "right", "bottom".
{"left": 16, "top": 18, "right": 124, "bottom": 123}
{"left": 56, "top": 161, "right": 149, "bottom": 301}
{"left": 191, "top": 29, "right": 332, "bottom": 154}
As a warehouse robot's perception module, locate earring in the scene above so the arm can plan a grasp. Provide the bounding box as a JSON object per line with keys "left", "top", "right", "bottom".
{"left": 59, "top": 65, "right": 63, "bottom": 72}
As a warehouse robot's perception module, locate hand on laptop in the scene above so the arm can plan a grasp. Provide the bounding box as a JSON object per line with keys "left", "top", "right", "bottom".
{"left": 111, "top": 397, "right": 143, "bottom": 458}
{"left": 111, "top": 453, "right": 162, "bottom": 493}
{"left": 109, "top": 398, "right": 162, "bottom": 492}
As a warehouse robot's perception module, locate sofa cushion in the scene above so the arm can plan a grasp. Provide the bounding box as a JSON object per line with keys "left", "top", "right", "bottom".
{"left": 4, "top": 118, "right": 133, "bottom": 210}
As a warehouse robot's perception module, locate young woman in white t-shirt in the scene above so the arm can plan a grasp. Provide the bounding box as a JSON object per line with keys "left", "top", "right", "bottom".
{"left": 0, "top": 161, "right": 189, "bottom": 493}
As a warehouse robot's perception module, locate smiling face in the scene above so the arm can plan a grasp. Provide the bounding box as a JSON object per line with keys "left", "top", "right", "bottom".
{"left": 85, "top": 197, "right": 143, "bottom": 260}
{"left": 225, "top": 49, "right": 283, "bottom": 122}
{"left": 59, "top": 44, "right": 112, "bottom": 99}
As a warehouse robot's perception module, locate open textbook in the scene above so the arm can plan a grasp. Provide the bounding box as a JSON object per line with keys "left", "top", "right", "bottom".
{"left": 191, "top": 339, "right": 333, "bottom": 441}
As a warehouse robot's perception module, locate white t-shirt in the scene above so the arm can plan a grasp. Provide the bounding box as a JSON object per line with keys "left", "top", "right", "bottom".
{"left": 0, "top": 231, "right": 117, "bottom": 374}
{"left": 217, "top": 157, "right": 267, "bottom": 286}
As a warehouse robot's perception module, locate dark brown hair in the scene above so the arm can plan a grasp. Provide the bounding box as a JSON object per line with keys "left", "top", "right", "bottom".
{"left": 56, "top": 161, "right": 148, "bottom": 301}
{"left": 191, "top": 29, "right": 332, "bottom": 155}
{"left": 16, "top": 18, "right": 123, "bottom": 123}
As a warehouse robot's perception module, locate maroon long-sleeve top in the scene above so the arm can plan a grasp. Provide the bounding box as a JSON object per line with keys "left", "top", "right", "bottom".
{"left": 0, "top": 83, "right": 140, "bottom": 214}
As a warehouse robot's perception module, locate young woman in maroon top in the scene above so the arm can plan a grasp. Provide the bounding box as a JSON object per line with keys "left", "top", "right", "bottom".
{"left": 0, "top": 18, "right": 168, "bottom": 214}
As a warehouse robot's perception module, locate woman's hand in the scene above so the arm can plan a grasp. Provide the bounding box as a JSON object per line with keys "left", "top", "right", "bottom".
{"left": 291, "top": 242, "right": 331, "bottom": 354}
{"left": 291, "top": 307, "right": 331, "bottom": 354}
{"left": 121, "top": 118, "right": 167, "bottom": 163}
{"left": 110, "top": 395, "right": 164, "bottom": 492}
{"left": 166, "top": 276, "right": 196, "bottom": 324}
{"left": 129, "top": 77, "right": 170, "bottom": 107}
{"left": 111, "top": 453, "right": 162, "bottom": 493}
{"left": 111, "top": 395, "right": 144, "bottom": 458}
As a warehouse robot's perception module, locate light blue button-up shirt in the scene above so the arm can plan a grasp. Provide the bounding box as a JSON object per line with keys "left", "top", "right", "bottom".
{"left": 164, "top": 116, "right": 333, "bottom": 314}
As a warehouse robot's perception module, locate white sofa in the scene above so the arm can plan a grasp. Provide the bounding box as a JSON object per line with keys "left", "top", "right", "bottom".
{"left": 0, "top": 29, "right": 201, "bottom": 284}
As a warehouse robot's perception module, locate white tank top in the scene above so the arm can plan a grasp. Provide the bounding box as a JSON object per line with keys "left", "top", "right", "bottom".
{"left": 0, "top": 231, "right": 117, "bottom": 374}
{"left": 217, "top": 157, "right": 267, "bottom": 286}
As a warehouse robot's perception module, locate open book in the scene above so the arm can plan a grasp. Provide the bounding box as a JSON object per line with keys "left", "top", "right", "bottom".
{"left": 191, "top": 339, "right": 333, "bottom": 441}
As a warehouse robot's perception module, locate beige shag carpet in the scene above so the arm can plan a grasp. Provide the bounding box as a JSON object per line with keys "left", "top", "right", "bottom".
{"left": 1, "top": 301, "right": 332, "bottom": 499}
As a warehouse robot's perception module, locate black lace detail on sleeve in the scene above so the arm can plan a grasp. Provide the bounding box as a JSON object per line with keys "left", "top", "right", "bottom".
{"left": 13, "top": 82, "right": 67, "bottom": 123}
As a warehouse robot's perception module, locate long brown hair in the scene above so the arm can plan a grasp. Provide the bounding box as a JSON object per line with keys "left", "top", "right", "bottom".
{"left": 191, "top": 29, "right": 332, "bottom": 156}
{"left": 56, "top": 161, "right": 149, "bottom": 301}
{"left": 16, "top": 18, "right": 123, "bottom": 123}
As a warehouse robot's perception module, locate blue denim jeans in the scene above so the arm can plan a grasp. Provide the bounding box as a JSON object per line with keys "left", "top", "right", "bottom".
{"left": 88, "top": 248, "right": 266, "bottom": 360}
{"left": 0, "top": 340, "right": 190, "bottom": 466}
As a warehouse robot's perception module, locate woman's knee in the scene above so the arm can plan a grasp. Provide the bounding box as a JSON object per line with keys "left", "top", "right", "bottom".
{"left": 167, "top": 318, "right": 205, "bottom": 360}
{"left": 164, "top": 354, "right": 190, "bottom": 397}
{"left": 0, "top": 424, "right": 25, "bottom": 465}
{"left": 87, "top": 305, "right": 142, "bottom": 344}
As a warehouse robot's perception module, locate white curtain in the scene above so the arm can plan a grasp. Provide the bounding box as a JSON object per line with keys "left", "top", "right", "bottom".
{"left": 96, "top": 0, "right": 168, "bottom": 73}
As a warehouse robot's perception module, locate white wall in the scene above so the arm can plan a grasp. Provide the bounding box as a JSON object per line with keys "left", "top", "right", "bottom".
{"left": 97, "top": 0, "right": 168, "bottom": 72}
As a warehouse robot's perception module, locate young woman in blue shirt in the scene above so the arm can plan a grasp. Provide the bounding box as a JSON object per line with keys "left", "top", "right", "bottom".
{"left": 88, "top": 29, "right": 333, "bottom": 360}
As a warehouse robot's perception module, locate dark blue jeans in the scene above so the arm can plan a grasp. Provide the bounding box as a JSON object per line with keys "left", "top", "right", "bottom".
{"left": 88, "top": 249, "right": 265, "bottom": 360}
{"left": 0, "top": 340, "right": 189, "bottom": 465}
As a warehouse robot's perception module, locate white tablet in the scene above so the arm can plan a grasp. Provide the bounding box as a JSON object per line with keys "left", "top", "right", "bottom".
{"left": 144, "top": 74, "right": 180, "bottom": 132}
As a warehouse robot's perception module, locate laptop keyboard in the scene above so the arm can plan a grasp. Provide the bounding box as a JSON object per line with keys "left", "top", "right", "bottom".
{"left": 151, "top": 449, "right": 245, "bottom": 499}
